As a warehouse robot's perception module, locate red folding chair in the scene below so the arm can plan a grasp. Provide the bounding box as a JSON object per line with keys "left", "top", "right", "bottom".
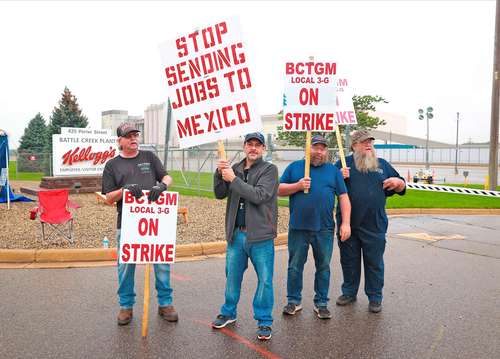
{"left": 30, "top": 189, "right": 80, "bottom": 242}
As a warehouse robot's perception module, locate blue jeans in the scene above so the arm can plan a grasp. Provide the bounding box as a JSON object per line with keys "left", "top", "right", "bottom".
{"left": 337, "top": 227, "right": 386, "bottom": 303}
{"left": 220, "top": 229, "right": 274, "bottom": 327}
{"left": 116, "top": 230, "right": 173, "bottom": 309}
{"left": 287, "top": 229, "right": 333, "bottom": 307}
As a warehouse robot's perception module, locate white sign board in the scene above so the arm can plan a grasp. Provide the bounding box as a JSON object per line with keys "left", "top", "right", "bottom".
{"left": 283, "top": 61, "right": 337, "bottom": 132}
{"left": 159, "top": 17, "right": 262, "bottom": 148}
{"left": 52, "top": 129, "right": 118, "bottom": 176}
{"left": 120, "top": 190, "right": 179, "bottom": 264}
{"left": 335, "top": 78, "right": 357, "bottom": 125}
{"left": 61, "top": 127, "right": 114, "bottom": 136}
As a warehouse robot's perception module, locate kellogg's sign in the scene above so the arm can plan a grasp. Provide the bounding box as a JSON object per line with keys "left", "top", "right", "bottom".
{"left": 52, "top": 128, "right": 118, "bottom": 176}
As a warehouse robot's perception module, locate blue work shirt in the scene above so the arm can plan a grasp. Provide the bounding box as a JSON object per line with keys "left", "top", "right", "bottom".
{"left": 280, "top": 159, "right": 347, "bottom": 231}
{"left": 335, "top": 155, "right": 405, "bottom": 233}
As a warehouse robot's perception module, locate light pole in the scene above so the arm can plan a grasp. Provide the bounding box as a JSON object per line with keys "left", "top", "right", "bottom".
{"left": 418, "top": 107, "right": 434, "bottom": 169}
{"left": 455, "top": 112, "right": 460, "bottom": 175}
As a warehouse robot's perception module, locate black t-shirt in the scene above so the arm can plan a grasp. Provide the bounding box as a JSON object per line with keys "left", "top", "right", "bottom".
{"left": 234, "top": 169, "right": 249, "bottom": 227}
{"left": 101, "top": 150, "right": 167, "bottom": 229}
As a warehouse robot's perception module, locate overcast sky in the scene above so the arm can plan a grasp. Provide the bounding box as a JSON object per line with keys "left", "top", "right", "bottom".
{"left": 0, "top": 0, "right": 496, "bottom": 148}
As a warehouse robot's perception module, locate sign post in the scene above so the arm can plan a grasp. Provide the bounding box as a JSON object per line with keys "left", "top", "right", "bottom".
{"left": 142, "top": 264, "right": 151, "bottom": 338}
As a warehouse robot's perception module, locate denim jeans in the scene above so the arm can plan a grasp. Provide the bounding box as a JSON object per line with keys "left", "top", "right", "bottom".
{"left": 220, "top": 229, "right": 274, "bottom": 327}
{"left": 337, "top": 227, "right": 386, "bottom": 303}
{"left": 287, "top": 229, "right": 333, "bottom": 307}
{"left": 116, "top": 230, "right": 173, "bottom": 309}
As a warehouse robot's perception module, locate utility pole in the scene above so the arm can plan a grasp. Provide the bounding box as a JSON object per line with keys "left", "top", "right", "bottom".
{"left": 418, "top": 107, "right": 434, "bottom": 169}
{"left": 455, "top": 112, "right": 459, "bottom": 175}
{"left": 489, "top": 0, "right": 500, "bottom": 190}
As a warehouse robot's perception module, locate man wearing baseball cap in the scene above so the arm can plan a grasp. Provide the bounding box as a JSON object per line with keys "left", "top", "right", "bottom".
{"left": 279, "top": 134, "right": 351, "bottom": 319}
{"left": 335, "top": 129, "right": 406, "bottom": 313}
{"left": 101, "top": 122, "right": 178, "bottom": 325}
{"left": 212, "top": 132, "right": 278, "bottom": 340}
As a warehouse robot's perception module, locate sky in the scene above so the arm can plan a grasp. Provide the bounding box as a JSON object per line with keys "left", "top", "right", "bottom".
{"left": 0, "top": 0, "right": 496, "bottom": 148}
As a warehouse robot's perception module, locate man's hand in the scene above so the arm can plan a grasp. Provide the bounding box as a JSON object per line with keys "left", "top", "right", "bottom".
{"left": 341, "top": 167, "right": 350, "bottom": 179}
{"left": 123, "top": 184, "right": 143, "bottom": 199}
{"left": 217, "top": 160, "right": 230, "bottom": 174}
{"left": 148, "top": 182, "right": 167, "bottom": 202}
{"left": 221, "top": 168, "right": 236, "bottom": 182}
{"left": 383, "top": 177, "right": 405, "bottom": 192}
{"left": 297, "top": 177, "right": 311, "bottom": 191}
{"left": 339, "top": 223, "right": 351, "bottom": 242}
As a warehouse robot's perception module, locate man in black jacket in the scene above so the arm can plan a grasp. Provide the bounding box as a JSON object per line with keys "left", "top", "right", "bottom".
{"left": 212, "top": 132, "right": 278, "bottom": 341}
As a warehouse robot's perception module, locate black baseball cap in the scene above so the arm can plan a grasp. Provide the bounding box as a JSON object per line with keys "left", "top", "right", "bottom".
{"left": 311, "top": 134, "right": 328, "bottom": 146}
{"left": 244, "top": 132, "right": 265, "bottom": 145}
{"left": 117, "top": 122, "right": 140, "bottom": 137}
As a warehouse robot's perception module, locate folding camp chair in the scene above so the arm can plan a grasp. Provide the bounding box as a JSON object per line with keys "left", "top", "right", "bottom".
{"left": 30, "top": 189, "right": 80, "bottom": 242}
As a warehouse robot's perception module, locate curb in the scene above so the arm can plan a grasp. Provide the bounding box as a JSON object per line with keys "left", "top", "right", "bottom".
{"left": 1, "top": 209, "right": 498, "bottom": 265}
{"left": 0, "top": 233, "right": 288, "bottom": 264}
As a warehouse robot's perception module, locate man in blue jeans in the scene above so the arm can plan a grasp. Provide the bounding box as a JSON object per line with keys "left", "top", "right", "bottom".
{"left": 279, "top": 134, "right": 351, "bottom": 319}
{"left": 102, "top": 122, "right": 178, "bottom": 326}
{"left": 212, "top": 132, "right": 278, "bottom": 341}
{"left": 335, "top": 130, "right": 406, "bottom": 313}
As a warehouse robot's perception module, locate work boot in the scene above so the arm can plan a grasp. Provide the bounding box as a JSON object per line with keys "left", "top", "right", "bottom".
{"left": 117, "top": 308, "right": 133, "bottom": 326}
{"left": 158, "top": 305, "right": 179, "bottom": 322}
{"left": 336, "top": 295, "right": 357, "bottom": 306}
{"left": 368, "top": 301, "right": 382, "bottom": 313}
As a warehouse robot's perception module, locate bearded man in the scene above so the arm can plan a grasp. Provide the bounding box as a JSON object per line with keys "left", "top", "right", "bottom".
{"left": 279, "top": 134, "right": 351, "bottom": 319}
{"left": 334, "top": 130, "right": 406, "bottom": 313}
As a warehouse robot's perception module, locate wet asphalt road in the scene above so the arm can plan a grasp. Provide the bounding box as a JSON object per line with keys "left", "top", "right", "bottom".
{"left": 1, "top": 215, "right": 499, "bottom": 359}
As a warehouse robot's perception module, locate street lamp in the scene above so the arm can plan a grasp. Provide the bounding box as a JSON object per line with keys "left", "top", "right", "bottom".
{"left": 418, "top": 107, "right": 434, "bottom": 169}
{"left": 455, "top": 112, "right": 460, "bottom": 175}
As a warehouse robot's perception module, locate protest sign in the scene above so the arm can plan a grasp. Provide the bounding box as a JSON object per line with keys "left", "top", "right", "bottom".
{"left": 159, "top": 18, "right": 262, "bottom": 149}
{"left": 119, "top": 190, "right": 179, "bottom": 264}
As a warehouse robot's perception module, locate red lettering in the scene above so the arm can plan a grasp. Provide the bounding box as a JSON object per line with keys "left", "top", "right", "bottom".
{"left": 165, "top": 244, "right": 174, "bottom": 262}
{"left": 141, "top": 244, "right": 149, "bottom": 261}
{"left": 61, "top": 146, "right": 116, "bottom": 166}
{"left": 121, "top": 243, "right": 130, "bottom": 262}
{"left": 131, "top": 244, "right": 140, "bottom": 261}
{"left": 155, "top": 244, "right": 165, "bottom": 261}
{"left": 124, "top": 190, "right": 135, "bottom": 204}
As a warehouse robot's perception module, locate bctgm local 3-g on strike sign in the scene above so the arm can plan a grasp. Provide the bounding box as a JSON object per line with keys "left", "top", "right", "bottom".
{"left": 120, "top": 190, "right": 179, "bottom": 264}
{"left": 283, "top": 61, "right": 339, "bottom": 132}
{"left": 159, "top": 18, "right": 262, "bottom": 148}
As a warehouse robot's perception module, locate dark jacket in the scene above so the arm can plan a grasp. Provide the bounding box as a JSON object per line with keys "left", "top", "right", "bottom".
{"left": 213, "top": 157, "right": 279, "bottom": 243}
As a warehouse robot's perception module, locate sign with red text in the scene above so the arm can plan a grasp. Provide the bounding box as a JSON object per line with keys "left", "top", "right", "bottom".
{"left": 334, "top": 77, "right": 357, "bottom": 125}
{"left": 120, "top": 190, "right": 179, "bottom": 264}
{"left": 159, "top": 17, "right": 262, "bottom": 148}
{"left": 52, "top": 129, "right": 118, "bottom": 176}
{"left": 283, "top": 61, "right": 337, "bottom": 132}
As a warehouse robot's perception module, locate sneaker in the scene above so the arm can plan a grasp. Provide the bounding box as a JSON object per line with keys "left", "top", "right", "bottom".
{"left": 314, "top": 306, "right": 332, "bottom": 319}
{"left": 212, "top": 314, "right": 236, "bottom": 329}
{"left": 158, "top": 305, "right": 179, "bottom": 322}
{"left": 282, "top": 303, "right": 303, "bottom": 315}
{"left": 257, "top": 326, "right": 272, "bottom": 340}
{"left": 117, "top": 308, "right": 133, "bottom": 326}
{"left": 336, "top": 295, "right": 357, "bottom": 306}
{"left": 368, "top": 301, "right": 382, "bottom": 313}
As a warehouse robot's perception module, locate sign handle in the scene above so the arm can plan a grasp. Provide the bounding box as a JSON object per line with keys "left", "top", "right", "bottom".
{"left": 304, "top": 131, "right": 312, "bottom": 194}
{"left": 141, "top": 264, "right": 151, "bottom": 338}
{"left": 335, "top": 128, "right": 347, "bottom": 168}
{"left": 217, "top": 140, "right": 227, "bottom": 161}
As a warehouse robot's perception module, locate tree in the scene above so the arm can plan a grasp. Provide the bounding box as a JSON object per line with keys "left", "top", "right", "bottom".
{"left": 276, "top": 94, "right": 388, "bottom": 148}
{"left": 45, "top": 87, "right": 89, "bottom": 153}
{"left": 18, "top": 113, "right": 47, "bottom": 153}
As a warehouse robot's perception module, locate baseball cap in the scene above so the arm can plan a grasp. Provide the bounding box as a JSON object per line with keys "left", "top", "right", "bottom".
{"left": 244, "top": 132, "right": 265, "bottom": 145}
{"left": 351, "top": 130, "right": 375, "bottom": 144}
{"left": 117, "top": 122, "right": 140, "bottom": 137}
{"left": 311, "top": 134, "right": 328, "bottom": 146}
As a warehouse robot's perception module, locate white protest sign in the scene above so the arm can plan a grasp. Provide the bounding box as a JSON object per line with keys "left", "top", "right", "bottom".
{"left": 120, "top": 190, "right": 178, "bottom": 264}
{"left": 283, "top": 61, "right": 337, "bottom": 132}
{"left": 159, "top": 17, "right": 262, "bottom": 148}
{"left": 52, "top": 129, "right": 118, "bottom": 176}
{"left": 335, "top": 77, "right": 357, "bottom": 125}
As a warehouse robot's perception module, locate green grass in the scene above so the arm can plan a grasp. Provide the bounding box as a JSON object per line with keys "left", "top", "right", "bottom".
{"left": 387, "top": 189, "right": 500, "bottom": 208}
{"left": 444, "top": 183, "right": 500, "bottom": 191}
{"left": 8, "top": 161, "right": 44, "bottom": 181}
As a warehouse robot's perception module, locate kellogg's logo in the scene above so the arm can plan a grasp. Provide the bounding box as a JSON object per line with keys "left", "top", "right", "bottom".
{"left": 62, "top": 146, "right": 116, "bottom": 166}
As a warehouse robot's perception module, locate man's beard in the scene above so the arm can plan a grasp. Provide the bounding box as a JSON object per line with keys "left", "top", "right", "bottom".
{"left": 353, "top": 150, "right": 379, "bottom": 173}
{"left": 311, "top": 154, "right": 327, "bottom": 167}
